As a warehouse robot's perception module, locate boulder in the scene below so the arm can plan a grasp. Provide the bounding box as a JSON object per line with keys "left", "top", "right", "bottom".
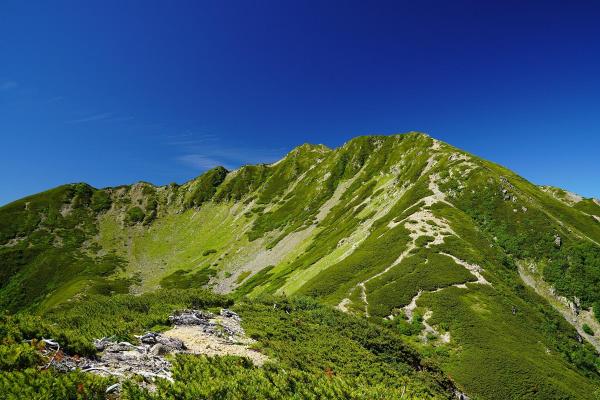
{"left": 150, "top": 343, "right": 172, "bottom": 356}
{"left": 106, "top": 342, "right": 138, "bottom": 353}
{"left": 139, "top": 332, "right": 159, "bottom": 344}
{"left": 220, "top": 309, "right": 241, "bottom": 321}
{"left": 554, "top": 235, "right": 562, "bottom": 247}
{"left": 169, "top": 310, "right": 214, "bottom": 325}
{"left": 155, "top": 335, "right": 184, "bottom": 350}
{"left": 139, "top": 332, "right": 184, "bottom": 350}
{"left": 94, "top": 337, "right": 113, "bottom": 352}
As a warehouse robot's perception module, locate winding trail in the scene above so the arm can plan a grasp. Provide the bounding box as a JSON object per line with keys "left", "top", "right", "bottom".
{"left": 345, "top": 155, "right": 455, "bottom": 316}
{"left": 400, "top": 255, "right": 490, "bottom": 322}
{"left": 336, "top": 145, "right": 490, "bottom": 321}
{"left": 338, "top": 146, "right": 452, "bottom": 315}
{"left": 439, "top": 252, "right": 490, "bottom": 286}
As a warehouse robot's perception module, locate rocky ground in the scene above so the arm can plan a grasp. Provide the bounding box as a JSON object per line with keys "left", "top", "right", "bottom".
{"left": 39, "top": 309, "right": 267, "bottom": 395}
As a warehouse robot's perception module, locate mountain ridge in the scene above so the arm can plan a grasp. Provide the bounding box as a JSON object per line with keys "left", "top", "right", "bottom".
{"left": 7, "top": 132, "right": 594, "bottom": 210}
{"left": 2, "top": 132, "right": 600, "bottom": 399}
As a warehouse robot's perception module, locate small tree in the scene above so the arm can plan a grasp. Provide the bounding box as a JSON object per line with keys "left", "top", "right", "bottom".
{"left": 126, "top": 206, "right": 145, "bottom": 224}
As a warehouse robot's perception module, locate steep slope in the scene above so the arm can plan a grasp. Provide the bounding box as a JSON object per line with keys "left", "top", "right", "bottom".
{"left": 1, "top": 132, "right": 600, "bottom": 399}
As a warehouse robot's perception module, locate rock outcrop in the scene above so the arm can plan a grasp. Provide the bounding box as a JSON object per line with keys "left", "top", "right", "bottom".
{"left": 44, "top": 308, "right": 267, "bottom": 393}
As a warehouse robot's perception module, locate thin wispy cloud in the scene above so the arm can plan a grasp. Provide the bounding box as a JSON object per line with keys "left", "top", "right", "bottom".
{"left": 164, "top": 132, "right": 218, "bottom": 146}
{"left": 0, "top": 80, "right": 18, "bottom": 91}
{"left": 166, "top": 137, "right": 218, "bottom": 146}
{"left": 176, "top": 147, "right": 285, "bottom": 172}
{"left": 107, "top": 116, "right": 135, "bottom": 122}
{"left": 66, "top": 113, "right": 134, "bottom": 124}
{"left": 164, "top": 132, "right": 193, "bottom": 139}
{"left": 177, "top": 154, "right": 234, "bottom": 170}
{"left": 167, "top": 130, "right": 286, "bottom": 173}
{"left": 67, "top": 112, "right": 113, "bottom": 124}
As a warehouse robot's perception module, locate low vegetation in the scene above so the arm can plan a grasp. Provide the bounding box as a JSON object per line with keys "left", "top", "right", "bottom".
{"left": 0, "top": 290, "right": 454, "bottom": 399}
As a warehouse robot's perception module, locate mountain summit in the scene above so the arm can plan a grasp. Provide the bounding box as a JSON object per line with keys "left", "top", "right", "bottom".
{"left": 2, "top": 132, "right": 600, "bottom": 399}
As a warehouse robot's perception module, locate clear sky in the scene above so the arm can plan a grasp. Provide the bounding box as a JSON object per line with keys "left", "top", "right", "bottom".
{"left": 1, "top": 0, "right": 599, "bottom": 206}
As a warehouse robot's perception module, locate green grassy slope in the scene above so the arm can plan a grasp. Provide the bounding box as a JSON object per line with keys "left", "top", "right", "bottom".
{"left": 1, "top": 132, "right": 600, "bottom": 399}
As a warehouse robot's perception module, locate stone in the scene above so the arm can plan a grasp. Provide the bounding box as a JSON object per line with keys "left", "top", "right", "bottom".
{"left": 554, "top": 235, "right": 562, "bottom": 247}
{"left": 150, "top": 343, "right": 172, "bottom": 356}
{"left": 105, "top": 342, "right": 138, "bottom": 353}
{"left": 169, "top": 310, "right": 214, "bottom": 325}
{"left": 139, "top": 332, "right": 159, "bottom": 344}
{"left": 106, "top": 383, "right": 120, "bottom": 394}
{"left": 139, "top": 332, "right": 184, "bottom": 350}
{"left": 455, "top": 390, "right": 471, "bottom": 400}
{"left": 155, "top": 335, "right": 185, "bottom": 350}
{"left": 220, "top": 309, "right": 241, "bottom": 321}
{"left": 94, "top": 337, "right": 112, "bottom": 351}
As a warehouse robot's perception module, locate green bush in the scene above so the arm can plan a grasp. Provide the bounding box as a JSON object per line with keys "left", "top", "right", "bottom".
{"left": 543, "top": 243, "right": 600, "bottom": 311}
{"left": 160, "top": 268, "right": 216, "bottom": 289}
{"left": 396, "top": 318, "right": 423, "bottom": 336}
{"left": 0, "top": 343, "right": 41, "bottom": 370}
{"left": 184, "top": 167, "right": 228, "bottom": 208}
{"left": 236, "top": 271, "right": 252, "bottom": 284}
{"left": 0, "top": 368, "right": 113, "bottom": 399}
{"left": 90, "top": 190, "right": 112, "bottom": 212}
{"left": 121, "top": 354, "right": 442, "bottom": 399}
{"left": 126, "top": 206, "right": 145, "bottom": 224}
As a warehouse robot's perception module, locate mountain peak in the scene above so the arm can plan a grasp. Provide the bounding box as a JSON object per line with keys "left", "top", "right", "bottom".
{"left": 2, "top": 133, "right": 600, "bottom": 399}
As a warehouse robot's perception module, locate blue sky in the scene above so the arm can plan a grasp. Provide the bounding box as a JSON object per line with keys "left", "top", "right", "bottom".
{"left": 1, "top": 0, "right": 599, "bottom": 205}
